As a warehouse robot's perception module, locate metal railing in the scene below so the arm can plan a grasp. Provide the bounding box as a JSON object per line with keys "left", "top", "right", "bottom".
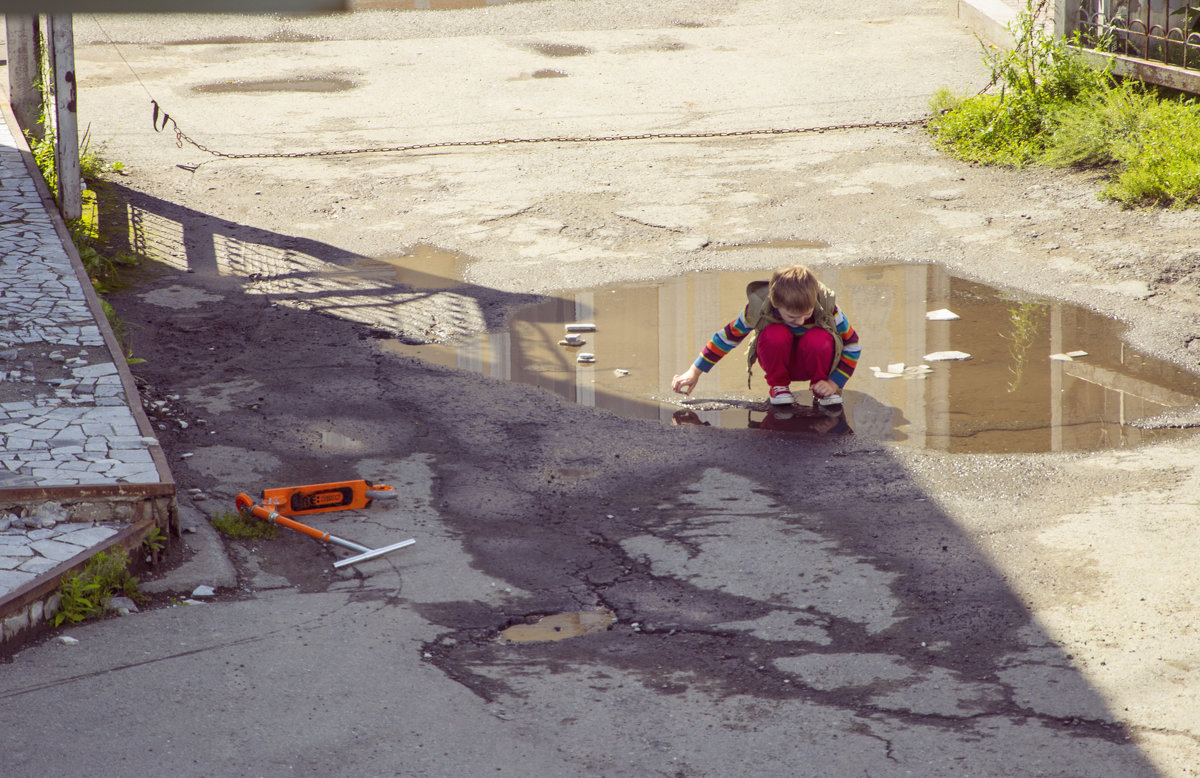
{"left": 1058, "top": 0, "right": 1200, "bottom": 92}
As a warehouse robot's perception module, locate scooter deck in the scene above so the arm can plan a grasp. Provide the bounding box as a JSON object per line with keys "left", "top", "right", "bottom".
{"left": 261, "top": 479, "right": 395, "bottom": 517}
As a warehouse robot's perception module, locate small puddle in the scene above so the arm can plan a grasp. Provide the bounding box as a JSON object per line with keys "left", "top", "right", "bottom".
{"left": 193, "top": 76, "right": 357, "bottom": 94}
{"left": 716, "top": 239, "right": 831, "bottom": 251}
{"left": 380, "top": 256, "right": 1200, "bottom": 453}
{"left": 528, "top": 42, "right": 591, "bottom": 58}
{"left": 499, "top": 609, "right": 616, "bottom": 643}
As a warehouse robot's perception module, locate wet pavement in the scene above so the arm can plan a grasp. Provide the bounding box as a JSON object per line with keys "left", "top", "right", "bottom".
{"left": 385, "top": 257, "right": 1200, "bottom": 452}
{"left": 0, "top": 106, "right": 170, "bottom": 625}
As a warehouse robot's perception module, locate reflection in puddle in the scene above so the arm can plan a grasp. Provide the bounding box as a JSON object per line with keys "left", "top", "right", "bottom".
{"left": 500, "top": 609, "right": 616, "bottom": 643}
{"left": 383, "top": 262, "right": 1200, "bottom": 454}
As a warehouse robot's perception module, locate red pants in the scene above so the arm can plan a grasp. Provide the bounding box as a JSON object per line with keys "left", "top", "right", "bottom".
{"left": 757, "top": 323, "right": 834, "bottom": 387}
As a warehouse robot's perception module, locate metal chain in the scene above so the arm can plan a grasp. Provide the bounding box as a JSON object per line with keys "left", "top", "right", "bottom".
{"left": 150, "top": 100, "right": 928, "bottom": 160}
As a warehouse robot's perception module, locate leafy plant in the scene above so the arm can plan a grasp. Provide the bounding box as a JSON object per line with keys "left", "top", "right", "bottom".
{"left": 27, "top": 39, "right": 146, "bottom": 354}
{"left": 100, "top": 298, "right": 146, "bottom": 365}
{"left": 212, "top": 509, "right": 279, "bottom": 540}
{"left": 1038, "top": 78, "right": 1157, "bottom": 168}
{"left": 142, "top": 525, "right": 167, "bottom": 566}
{"left": 1102, "top": 96, "right": 1200, "bottom": 207}
{"left": 52, "top": 550, "right": 141, "bottom": 627}
{"left": 930, "top": 1, "right": 1110, "bottom": 167}
{"left": 931, "top": 0, "right": 1200, "bottom": 208}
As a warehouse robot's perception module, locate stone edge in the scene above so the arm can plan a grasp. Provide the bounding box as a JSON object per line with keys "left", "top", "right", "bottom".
{"left": 0, "top": 518, "right": 155, "bottom": 657}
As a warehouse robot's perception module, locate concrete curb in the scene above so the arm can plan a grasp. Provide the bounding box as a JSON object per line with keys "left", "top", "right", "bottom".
{"left": 0, "top": 518, "right": 155, "bottom": 657}
{"left": 946, "top": 0, "right": 1018, "bottom": 48}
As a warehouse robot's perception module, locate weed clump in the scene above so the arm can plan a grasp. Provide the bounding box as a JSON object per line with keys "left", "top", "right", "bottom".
{"left": 929, "top": 0, "right": 1200, "bottom": 208}
{"left": 52, "top": 550, "right": 142, "bottom": 627}
{"left": 212, "top": 509, "right": 279, "bottom": 540}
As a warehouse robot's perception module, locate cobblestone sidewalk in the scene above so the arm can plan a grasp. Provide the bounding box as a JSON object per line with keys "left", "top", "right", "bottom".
{"left": 0, "top": 105, "right": 169, "bottom": 608}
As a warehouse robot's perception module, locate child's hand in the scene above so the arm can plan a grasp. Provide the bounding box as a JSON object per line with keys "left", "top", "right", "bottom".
{"left": 672, "top": 366, "right": 702, "bottom": 395}
{"left": 811, "top": 379, "right": 838, "bottom": 398}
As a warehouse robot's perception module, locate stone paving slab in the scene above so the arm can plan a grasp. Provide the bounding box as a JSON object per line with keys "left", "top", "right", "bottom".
{"left": 0, "top": 102, "right": 172, "bottom": 608}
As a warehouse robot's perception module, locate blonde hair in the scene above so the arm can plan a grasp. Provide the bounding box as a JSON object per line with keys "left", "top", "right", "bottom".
{"left": 768, "top": 265, "right": 820, "bottom": 311}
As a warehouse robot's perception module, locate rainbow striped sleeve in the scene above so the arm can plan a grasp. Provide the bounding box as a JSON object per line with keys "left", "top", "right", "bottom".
{"left": 693, "top": 306, "right": 753, "bottom": 373}
{"left": 831, "top": 306, "right": 860, "bottom": 388}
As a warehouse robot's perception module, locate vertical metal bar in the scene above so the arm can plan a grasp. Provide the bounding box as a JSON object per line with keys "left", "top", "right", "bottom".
{"left": 47, "top": 13, "right": 80, "bottom": 220}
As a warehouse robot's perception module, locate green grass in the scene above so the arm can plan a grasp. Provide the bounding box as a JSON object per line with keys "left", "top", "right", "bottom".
{"left": 52, "top": 550, "right": 142, "bottom": 627}
{"left": 212, "top": 509, "right": 280, "bottom": 540}
{"left": 929, "top": 0, "right": 1200, "bottom": 209}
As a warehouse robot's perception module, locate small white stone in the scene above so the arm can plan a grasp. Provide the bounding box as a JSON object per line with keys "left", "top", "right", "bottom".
{"left": 926, "top": 309, "right": 960, "bottom": 321}
{"left": 191, "top": 584, "right": 216, "bottom": 598}
{"left": 108, "top": 596, "right": 139, "bottom": 615}
{"left": 58, "top": 635, "right": 80, "bottom": 646}
{"left": 923, "top": 350, "right": 972, "bottom": 362}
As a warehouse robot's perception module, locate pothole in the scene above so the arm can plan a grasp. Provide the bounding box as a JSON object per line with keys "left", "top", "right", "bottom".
{"left": 369, "top": 250, "right": 1200, "bottom": 453}
{"left": 192, "top": 76, "right": 357, "bottom": 94}
{"left": 499, "top": 609, "right": 616, "bottom": 643}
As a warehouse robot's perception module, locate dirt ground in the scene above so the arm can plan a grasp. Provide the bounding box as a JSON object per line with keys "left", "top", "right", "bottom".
{"left": 4, "top": 2, "right": 1200, "bottom": 776}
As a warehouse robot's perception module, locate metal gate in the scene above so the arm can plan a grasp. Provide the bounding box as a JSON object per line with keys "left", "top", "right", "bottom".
{"left": 1057, "top": 0, "right": 1200, "bottom": 92}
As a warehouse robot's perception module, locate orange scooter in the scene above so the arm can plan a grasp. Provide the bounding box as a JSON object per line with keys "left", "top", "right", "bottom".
{"left": 235, "top": 479, "right": 415, "bottom": 569}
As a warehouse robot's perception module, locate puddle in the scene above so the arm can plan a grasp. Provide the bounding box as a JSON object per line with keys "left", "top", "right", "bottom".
{"left": 381, "top": 260, "right": 1200, "bottom": 453}
{"left": 532, "top": 69, "right": 569, "bottom": 79}
{"left": 528, "top": 42, "right": 591, "bottom": 58}
{"left": 716, "top": 239, "right": 831, "bottom": 251}
{"left": 319, "top": 430, "right": 363, "bottom": 452}
{"left": 193, "top": 76, "right": 357, "bottom": 94}
{"left": 500, "top": 609, "right": 616, "bottom": 643}
{"left": 323, "top": 244, "right": 468, "bottom": 290}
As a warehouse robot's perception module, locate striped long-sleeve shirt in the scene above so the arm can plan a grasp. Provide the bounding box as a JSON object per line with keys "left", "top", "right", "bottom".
{"left": 693, "top": 304, "right": 861, "bottom": 388}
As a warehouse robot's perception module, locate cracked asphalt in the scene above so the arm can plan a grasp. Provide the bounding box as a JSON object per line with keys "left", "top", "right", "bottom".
{"left": 2, "top": 1, "right": 1199, "bottom": 776}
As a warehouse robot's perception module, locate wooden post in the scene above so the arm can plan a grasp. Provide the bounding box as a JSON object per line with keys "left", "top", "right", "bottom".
{"left": 46, "top": 14, "right": 81, "bottom": 220}
{"left": 4, "top": 15, "right": 42, "bottom": 136}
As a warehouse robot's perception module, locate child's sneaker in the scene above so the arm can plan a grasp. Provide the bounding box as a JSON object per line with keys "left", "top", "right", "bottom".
{"left": 768, "top": 386, "right": 795, "bottom": 405}
{"left": 815, "top": 393, "right": 843, "bottom": 407}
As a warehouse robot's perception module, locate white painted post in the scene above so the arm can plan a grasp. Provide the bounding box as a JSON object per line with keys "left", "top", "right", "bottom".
{"left": 47, "top": 14, "right": 81, "bottom": 221}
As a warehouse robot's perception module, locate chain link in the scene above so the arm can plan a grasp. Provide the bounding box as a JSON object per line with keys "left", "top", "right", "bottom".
{"left": 151, "top": 101, "right": 929, "bottom": 160}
